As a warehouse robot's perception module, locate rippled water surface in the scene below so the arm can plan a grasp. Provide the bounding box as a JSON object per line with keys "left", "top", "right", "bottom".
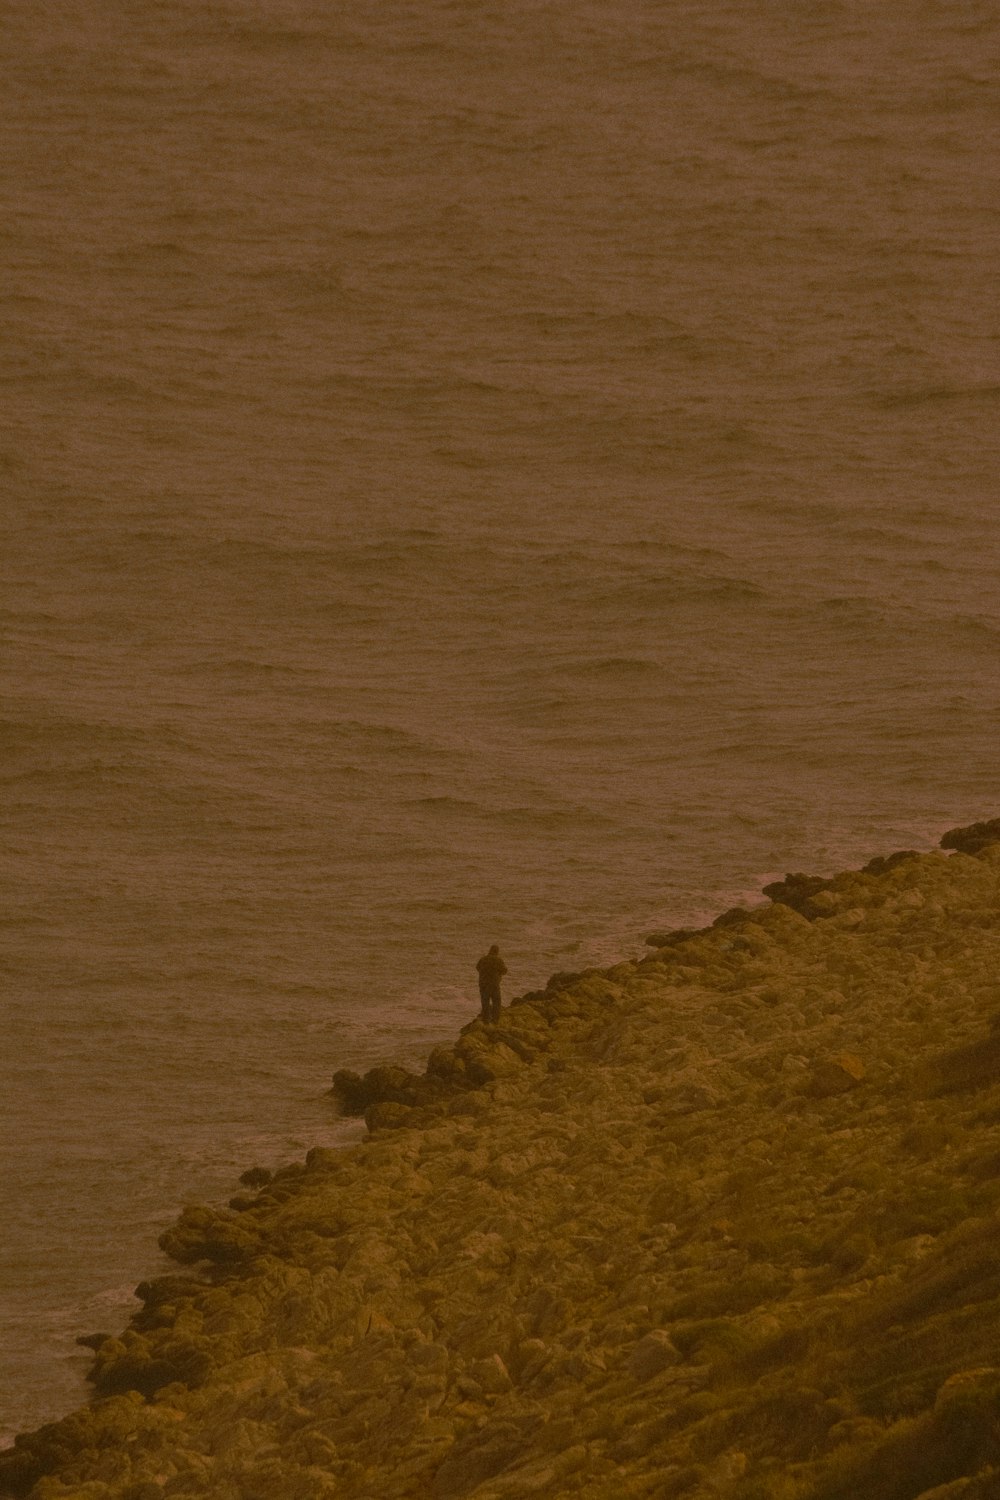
{"left": 2, "top": 0, "right": 999, "bottom": 1442}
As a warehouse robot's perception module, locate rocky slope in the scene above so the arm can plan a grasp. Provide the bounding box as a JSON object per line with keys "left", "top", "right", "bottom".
{"left": 5, "top": 821, "right": 1000, "bottom": 1500}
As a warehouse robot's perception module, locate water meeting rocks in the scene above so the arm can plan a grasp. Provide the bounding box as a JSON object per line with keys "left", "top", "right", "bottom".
{"left": 5, "top": 831, "right": 1000, "bottom": 1498}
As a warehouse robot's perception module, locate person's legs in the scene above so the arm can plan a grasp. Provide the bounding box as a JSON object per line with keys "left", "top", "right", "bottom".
{"left": 488, "top": 988, "right": 501, "bottom": 1023}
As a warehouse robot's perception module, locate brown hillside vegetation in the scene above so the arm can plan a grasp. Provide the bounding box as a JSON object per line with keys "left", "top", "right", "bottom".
{"left": 5, "top": 826, "right": 1000, "bottom": 1499}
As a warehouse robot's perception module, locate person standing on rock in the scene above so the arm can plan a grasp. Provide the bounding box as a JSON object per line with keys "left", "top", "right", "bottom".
{"left": 476, "top": 945, "right": 507, "bottom": 1023}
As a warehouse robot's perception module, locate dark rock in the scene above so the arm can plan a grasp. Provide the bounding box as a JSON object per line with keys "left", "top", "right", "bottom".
{"left": 940, "top": 818, "right": 1000, "bottom": 856}
{"left": 75, "top": 1331, "right": 113, "bottom": 1351}
{"left": 332, "top": 1064, "right": 423, "bottom": 1115}
{"left": 239, "top": 1165, "right": 272, "bottom": 1188}
{"left": 646, "top": 927, "right": 700, "bottom": 948}
{"left": 330, "top": 1068, "right": 368, "bottom": 1113}
{"left": 133, "top": 1275, "right": 203, "bottom": 1309}
{"left": 862, "top": 849, "right": 921, "bottom": 876}
{"left": 712, "top": 906, "right": 754, "bottom": 929}
{"left": 510, "top": 988, "right": 549, "bottom": 1007}
{"left": 762, "top": 873, "right": 834, "bottom": 917}
{"left": 546, "top": 969, "right": 584, "bottom": 992}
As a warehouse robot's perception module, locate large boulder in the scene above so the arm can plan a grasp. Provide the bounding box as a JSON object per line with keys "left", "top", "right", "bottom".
{"left": 158, "top": 1204, "right": 263, "bottom": 1266}
{"left": 940, "top": 818, "right": 1000, "bottom": 856}
{"left": 331, "top": 1064, "right": 423, "bottom": 1115}
{"left": 762, "top": 872, "right": 834, "bottom": 917}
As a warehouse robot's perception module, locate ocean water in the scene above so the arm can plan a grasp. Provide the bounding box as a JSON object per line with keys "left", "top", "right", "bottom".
{"left": 2, "top": 0, "right": 999, "bottom": 1444}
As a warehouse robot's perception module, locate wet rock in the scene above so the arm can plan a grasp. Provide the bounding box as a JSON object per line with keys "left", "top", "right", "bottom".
{"left": 645, "top": 927, "right": 701, "bottom": 948}
{"left": 75, "top": 1330, "right": 113, "bottom": 1351}
{"left": 239, "top": 1166, "right": 272, "bottom": 1188}
{"left": 862, "top": 849, "right": 921, "bottom": 876}
{"left": 712, "top": 906, "right": 754, "bottom": 930}
{"left": 545, "top": 969, "right": 584, "bottom": 991}
{"left": 228, "top": 1193, "right": 259, "bottom": 1211}
{"left": 332, "top": 1063, "right": 427, "bottom": 1115}
{"left": 133, "top": 1275, "right": 204, "bottom": 1311}
{"left": 761, "top": 872, "right": 834, "bottom": 917}
{"left": 330, "top": 1068, "right": 369, "bottom": 1113}
{"left": 940, "top": 817, "right": 1000, "bottom": 856}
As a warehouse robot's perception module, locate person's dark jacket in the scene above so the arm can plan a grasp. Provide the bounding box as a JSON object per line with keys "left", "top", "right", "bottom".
{"left": 476, "top": 951, "right": 507, "bottom": 989}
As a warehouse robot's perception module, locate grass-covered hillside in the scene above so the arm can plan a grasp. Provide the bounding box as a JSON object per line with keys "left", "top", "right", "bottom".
{"left": 4, "top": 822, "right": 1000, "bottom": 1500}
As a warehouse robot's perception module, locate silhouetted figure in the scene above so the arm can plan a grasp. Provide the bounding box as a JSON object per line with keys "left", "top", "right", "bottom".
{"left": 476, "top": 945, "right": 507, "bottom": 1023}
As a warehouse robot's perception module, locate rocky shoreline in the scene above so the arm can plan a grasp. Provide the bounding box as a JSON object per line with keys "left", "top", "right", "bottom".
{"left": 4, "top": 820, "right": 1000, "bottom": 1499}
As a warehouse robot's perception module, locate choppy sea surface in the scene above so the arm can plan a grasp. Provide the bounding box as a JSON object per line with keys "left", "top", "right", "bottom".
{"left": 2, "top": 0, "right": 999, "bottom": 1444}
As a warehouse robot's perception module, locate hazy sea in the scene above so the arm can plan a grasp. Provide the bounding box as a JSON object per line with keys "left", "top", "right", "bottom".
{"left": 2, "top": 0, "right": 998, "bottom": 1444}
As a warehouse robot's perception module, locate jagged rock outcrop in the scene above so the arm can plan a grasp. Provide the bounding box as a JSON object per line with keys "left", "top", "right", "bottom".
{"left": 5, "top": 828, "right": 1000, "bottom": 1499}
{"left": 940, "top": 818, "right": 1000, "bottom": 856}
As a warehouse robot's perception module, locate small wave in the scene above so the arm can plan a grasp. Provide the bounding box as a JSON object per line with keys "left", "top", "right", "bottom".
{"left": 0, "top": 761, "right": 130, "bottom": 787}
{"left": 178, "top": 16, "right": 327, "bottom": 50}
{"left": 0, "top": 715, "right": 168, "bottom": 776}
{"left": 329, "top": 721, "right": 458, "bottom": 759}
{"left": 818, "top": 595, "right": 885, "bottom": 616}
{"left": 404, "top": 795, "right": 479, "bottom": 811}
{"left": 170, "top": 656, "right": 319, "bottom": 680}
{"left": 734, "top": 494, "right": 848, "bottom": 526}
{"left": 873, "top": 384, "right": 1000, "bottom": 410}
{"left": 80, "top": 1282, "right": 145, "bottom": 1312}
{"left": 674, "top": 54, "right": 831, "bottom": 104}
{"left": 107, "top": 241, "right": 203, "bottom": 267}
{"left": 826, "top": 523, "right": 919, "bottom": 547}
{"left": 609, "top": 539, "right": 731, "bottom": 564}
{"left": 400, "top": 795, "right": 609, "bottom": 829}
{"left": 630, "top": 574, "right": 766, "bottom": 606}
{"left": 490, "top": 805, "right": 612, "bottom": 829}
{"left": 938, "top": 613, "right": 1000, "bottom": 643}
{"left": 401, "top": 896, "right": 470, "bottom": 914}
{"left": 559, "top": 656, "right": 661, "bottom": 679}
